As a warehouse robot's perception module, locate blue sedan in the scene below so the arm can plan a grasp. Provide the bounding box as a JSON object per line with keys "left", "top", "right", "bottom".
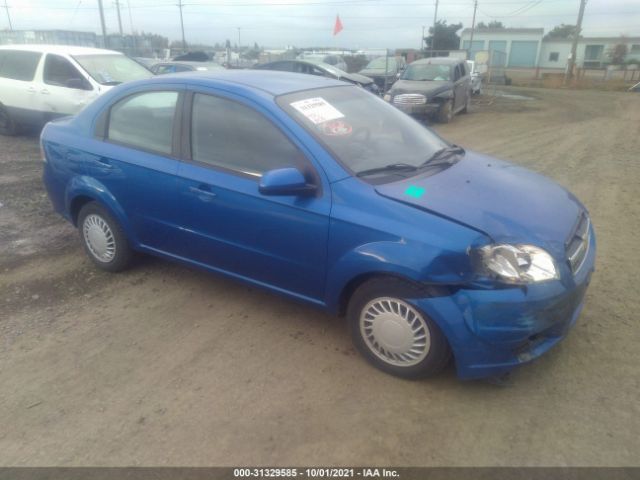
{"left": 41, "top": 71, "right": 595, "bottom": 380}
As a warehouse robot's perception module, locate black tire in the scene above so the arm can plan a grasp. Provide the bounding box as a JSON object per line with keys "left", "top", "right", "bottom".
{"left": 0, "top": 104, "right": 19, "bottom": 136}
{"left": 461, "top": 94, "right": 470, "bottom": 114}
{"left": 347, "top": 277, "right": 452, "bottom": 379}
{"left": 437, "top": 100, "right": 453, "bottom": 123}
{"left": 77, "top": 202, "right": 133, "bottom": 272}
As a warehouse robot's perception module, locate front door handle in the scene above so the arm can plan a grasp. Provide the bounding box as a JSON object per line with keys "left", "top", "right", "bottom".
{"left": 41, "top": 89, "right": 50, "bottom": 95}
{"left": 97, "top": 157, "right": 113, "bottom": 169}
{"left": 27, "top": 86, "right": 36, "bottom": 93}
{"left": 189, "top": 185, "right": 217, "bottom": 198}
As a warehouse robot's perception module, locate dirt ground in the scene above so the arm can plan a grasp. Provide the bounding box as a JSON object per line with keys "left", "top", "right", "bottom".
{"left": 1, "top": 87, "right": 639, "bottom": 467}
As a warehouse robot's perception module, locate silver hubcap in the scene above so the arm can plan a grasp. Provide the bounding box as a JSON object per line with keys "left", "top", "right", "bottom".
{"left": 360, "top": 297, "right": 431, "bottom": 367}
{"left": 83, "top": 214, "right": 116, "bottom": 262}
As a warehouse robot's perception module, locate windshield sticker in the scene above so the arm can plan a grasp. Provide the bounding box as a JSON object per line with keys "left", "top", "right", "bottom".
{"left": 290, "top": 97, "right": 344, "bottom": 125}
{"left": 322, "top": 119, "right": 353, "bottom": 136}
{"left": 404, "top": 185, "right": 425, "bottom": 198}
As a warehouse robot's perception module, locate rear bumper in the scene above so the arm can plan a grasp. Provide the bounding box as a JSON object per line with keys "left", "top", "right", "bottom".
{"left": 413, "top": 230, "right": 596, "bottom": 380}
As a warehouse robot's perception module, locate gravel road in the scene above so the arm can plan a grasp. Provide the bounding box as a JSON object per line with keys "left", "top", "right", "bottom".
{"left": 1, "top": 87, "right": 638, "bottom": 466}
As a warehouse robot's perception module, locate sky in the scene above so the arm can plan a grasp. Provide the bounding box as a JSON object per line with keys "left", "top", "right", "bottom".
{"left": 3, "top": 0, "right": 640, "bottom": 49}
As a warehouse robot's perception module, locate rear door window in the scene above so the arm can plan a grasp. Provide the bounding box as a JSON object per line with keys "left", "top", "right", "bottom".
{"left": 0, "top": 50, "right": 42, "bottom": 81}
{"left": 108, "top": 91, "right": 179, "bottom": 155}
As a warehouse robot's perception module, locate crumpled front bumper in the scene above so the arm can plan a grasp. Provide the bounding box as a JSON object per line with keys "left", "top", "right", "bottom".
{"left": 412, "top": 230, "right": 596, "bottom": 380}
{"left": 393, "top": 102, "right": 440, "bottom": 116}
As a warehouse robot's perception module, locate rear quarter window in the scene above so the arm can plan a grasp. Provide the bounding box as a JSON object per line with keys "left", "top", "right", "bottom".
{"left": 0, "top": 50, "right": 42, "bottom": 81}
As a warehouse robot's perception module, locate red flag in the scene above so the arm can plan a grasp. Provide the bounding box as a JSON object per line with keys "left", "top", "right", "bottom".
{"left": 333, "top": 15, "right": 343, "bottom": 36}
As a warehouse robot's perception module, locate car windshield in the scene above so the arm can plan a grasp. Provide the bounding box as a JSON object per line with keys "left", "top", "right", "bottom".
{"left": 401, "top": 63, "right": 451, "bottom": 81}
{"left": 277, "top": 86, "right": 447, "bottom": 180}
{"left": 364, "top": 57, "right": 397, "bottom": 71}
{"left": 72, "top": 54, "right": 153, "bottom": 85}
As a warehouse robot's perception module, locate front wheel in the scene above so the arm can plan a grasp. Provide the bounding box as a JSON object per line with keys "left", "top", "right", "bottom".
{"left": 437, "top": 100, "right": 453, "bottom": 123}
{"left": 78, "top": 202, "right": 133, "bottom": 272}
{"left": 347, "top": 277, "right": 451, "bottom": 378}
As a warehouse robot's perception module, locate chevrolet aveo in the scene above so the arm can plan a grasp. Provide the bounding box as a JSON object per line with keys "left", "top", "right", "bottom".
{"left": 42, "top": 71, "right": 596, "bottom": 380}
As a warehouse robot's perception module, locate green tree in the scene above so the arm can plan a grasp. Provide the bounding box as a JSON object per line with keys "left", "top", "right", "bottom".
{"left": 608, "top": 40, "right": 628, "bottom": 65}
{"left": 544, "top": 24, "right": 579, "bottom": 40}
{"left": 476, "top": 21, "right": 505, "bottom": 30}
{"left": 424, "top": 20, "right": 463, "bottom": 51}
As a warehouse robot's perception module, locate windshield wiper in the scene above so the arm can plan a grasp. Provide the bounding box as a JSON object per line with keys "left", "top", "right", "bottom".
{"left": 356, "top": 163, "right": 418, "bottom": 177}
{"left": 421, "top": 145, "right": 465, "bottom": 167}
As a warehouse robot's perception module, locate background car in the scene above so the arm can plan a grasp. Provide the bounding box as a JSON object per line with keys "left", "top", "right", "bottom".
{"left": 255, "top": 59, "right": 379, "bottom": 94}
{"left": 466, "top": 60, "right": 483, "bottom": 95}
{"left": 41, "top": 70, "right": 595, "bottom": 381}
{"left": 297, "top": 52, "right": 347, "bottom": 71}
{"left": 358, "top": 56, "right": 406, "bottom": 92}
{"left": 150, "top": 61, "right": 225, "bottom": 75}
{"left": 0, "top": 44, "right": 153, "bottom": 135}
{"left": 384, "top": 57, "right": 471, "bottom": 123}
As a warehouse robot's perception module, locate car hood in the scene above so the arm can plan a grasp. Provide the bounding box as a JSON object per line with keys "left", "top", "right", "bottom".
{"left": 359, "top": 67, "right": 396, "bottom": 76}
{"left": 374, "top": 152, "right": 583, "bottom": 254}
{"left": 390, "top": 79, "right": 451, "bottom": 97}
{"left": 340, "top": 72, "right": 374, "bottom": 85}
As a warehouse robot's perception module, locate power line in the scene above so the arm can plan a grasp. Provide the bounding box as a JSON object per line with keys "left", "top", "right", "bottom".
{"left": 177, "top": 0, "right": 186, "bottom": 51}
{"left": 566, "top": 0, "right": 587, "bottom": 83}
{"left": 2, "top": 0, "right": 12, "bottom": 30}
{"left": 114, "top": 0, "right": 124, "bottom": 36}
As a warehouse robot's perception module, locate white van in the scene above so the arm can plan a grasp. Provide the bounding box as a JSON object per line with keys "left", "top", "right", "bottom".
{"left": 0, "top": 44, "right": 153, "bottom": 135}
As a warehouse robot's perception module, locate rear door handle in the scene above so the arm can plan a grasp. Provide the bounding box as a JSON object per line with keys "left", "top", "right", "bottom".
{"left": 40, "top": 89, "right": 50, "bottom": 95}
{"left": 189, "top": 185, "right": 217, "bottom": 198}
{"left": 27, "top": 86, "right": 36, "bottom": 93}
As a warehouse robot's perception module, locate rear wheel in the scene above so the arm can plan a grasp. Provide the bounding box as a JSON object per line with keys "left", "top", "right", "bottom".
{"left": 78, "top": 202, "right": 133, "bottom": 272}
{"left": 347, "top": 277, "right": 451, "bottom": 378}
{"left": 0, "top": 104, "right": 18, "bottom": 136}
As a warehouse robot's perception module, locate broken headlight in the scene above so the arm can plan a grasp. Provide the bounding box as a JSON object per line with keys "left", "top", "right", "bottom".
{"left": 474, "top": 244, "right": 559, "bottom": 284}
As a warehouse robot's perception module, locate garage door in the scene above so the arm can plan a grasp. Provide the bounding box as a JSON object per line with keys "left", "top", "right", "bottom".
{"left": 508, "top": 41, "right": 538, "bottom": 67}
{"left": 488, "top": 40, "right": 507, "bottom": 67}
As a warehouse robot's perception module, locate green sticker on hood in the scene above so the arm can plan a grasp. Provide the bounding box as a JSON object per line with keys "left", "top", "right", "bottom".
{"left": 404, "top": 185, "right": 425, "bottom": 198}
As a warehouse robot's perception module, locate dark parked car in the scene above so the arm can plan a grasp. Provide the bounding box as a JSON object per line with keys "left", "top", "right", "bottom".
{"left": 150, "top": 61, "right": 224, "bottom": 75}
{"left": 359, "top": 56, "right": 406, "bottom": 91}
{"left": 255, "top": 59, "right": 379, "bottom": 94}
{"left": 41, "top": 71, "right": 595, "bottom": 380}
{"left": 384, "top": 57, "right": 471, "bottom": 123}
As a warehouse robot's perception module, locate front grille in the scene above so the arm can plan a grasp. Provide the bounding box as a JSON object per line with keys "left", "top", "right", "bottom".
{"left": 566, "top": 213, "right": 590, "bottom": 274}
{"left": 393, "top": 94, "right": 427, "bottom": 105}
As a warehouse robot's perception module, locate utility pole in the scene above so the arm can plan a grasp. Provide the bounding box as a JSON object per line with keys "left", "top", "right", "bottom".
{"left": 2, "top": 0, "right": 12, "bottom": 31}
{"left": 430, "top": 0, "right": 439, "bottom": 57}
{"left": 114, "top": 0, "right": 124, "bottom": 37}
{"left": 565, "top": 0, "right": 587, "bottom": 84}
{"left": 177, "top": 0, "right": 186, "bottom": 52}
{"left": 97, "top": 0, "right": 108, "bottom": 48}
{"left": 421, "top": 25, "right": 425, "bottom": 52}
{"left": 468, "top": 0, "right": 478, "bottom": 59}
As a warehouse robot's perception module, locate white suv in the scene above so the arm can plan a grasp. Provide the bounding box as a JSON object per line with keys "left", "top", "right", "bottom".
{"left": 0, "top": 44, "right": 153, "bottom": 135}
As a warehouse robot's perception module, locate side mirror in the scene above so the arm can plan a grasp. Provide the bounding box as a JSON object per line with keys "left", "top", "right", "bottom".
{"left": 259, "top": 167, "right": 316, "bottom": 196}
{"left": 66, "top": 78, "right": 92, "bottom": 91}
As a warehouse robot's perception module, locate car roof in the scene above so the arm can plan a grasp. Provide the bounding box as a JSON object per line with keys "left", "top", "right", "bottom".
{"left": 0, "top": 44, "right": 122, "bottom": 56}
{"left": 158, "top": 61, "right": 223, "bottom": 68}
{"left": 411, "top": 57, "right": 461, "bottom": 66}
{"left": 147, "top": 69, "right": 346, "bottom": 96}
